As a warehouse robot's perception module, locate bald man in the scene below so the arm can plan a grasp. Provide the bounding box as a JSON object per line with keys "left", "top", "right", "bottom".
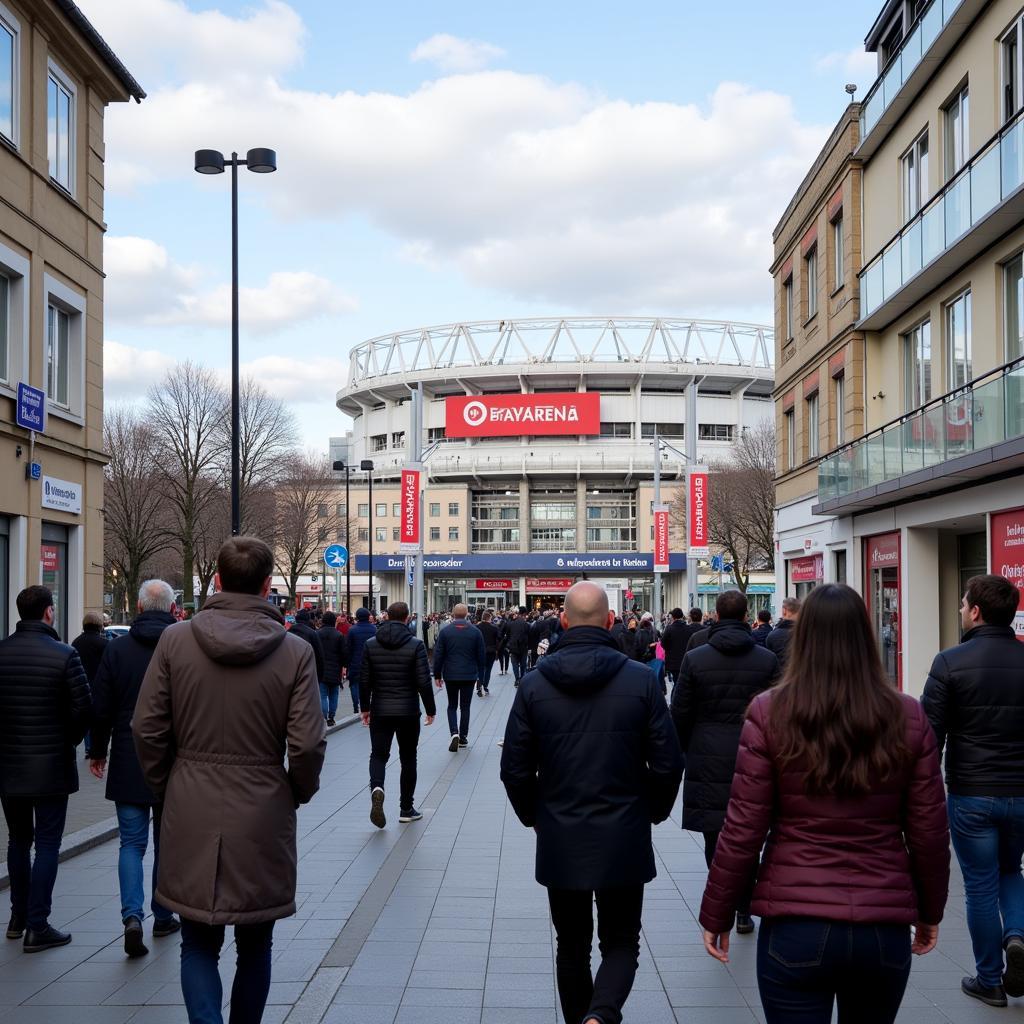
{"left": 500, "top": 582, "right": 683, "bottom": 1024}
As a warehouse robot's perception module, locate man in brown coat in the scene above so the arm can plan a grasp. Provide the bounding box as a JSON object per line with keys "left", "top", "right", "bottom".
{"left": 133, "top": 536, "right": 325, "bottom": 1024}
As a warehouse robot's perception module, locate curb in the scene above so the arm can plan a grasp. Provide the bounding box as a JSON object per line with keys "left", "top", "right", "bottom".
{"left": 0, "top": 711, "right": 364, "bottom": 891}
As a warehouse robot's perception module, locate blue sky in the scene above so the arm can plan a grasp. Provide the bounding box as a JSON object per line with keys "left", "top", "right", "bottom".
{"left": 80, "top": 0, "right": 881, "bottom": 449}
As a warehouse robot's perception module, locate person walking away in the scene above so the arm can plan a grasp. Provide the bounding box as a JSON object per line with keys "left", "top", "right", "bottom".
{"left": 499, "top": 608, "right": 531, "bottom": 686}
{"left": 289, "top": 609, "right": 325, "bottom": 685}
{"left": 922, "top": 573, "right": 1024, "bottom": 1007}
{"left": 609, "top": 614, "right": 630, "bottom": 655}
{"left": 72, "top": 611, "right": 107, "bottom": 759}
{"left": 359, "top": 601, "right": 436, "bottom": 826}
{"left": 660, "top": 608, "right": 690, "bottom": 693}
{"left": 133, "top": 537, "right": 325, "bottom": 1024}
{"left": 501, "top": 582, "right": 683, "bottom": 1024}
{"left": 433, "top": 604, "right": 486, "bottom": 751}
{"left": 496, "top": 611, "right": 511, "bottom": 674}
{"left": 346, "top": 607, "right": 377, "bottom": 714}
{"left": 89, "top": 580, "right": 181, "bottom": 958}
{"left": 0, "top": 586, "right": 91, "bottom": 952}
{"left": 751, "top": 609, "right": 772, "bottom": 646}
{"left": 672, "top": 589, "right": 778, "bottom": 934}
{"left": 476, "top": 610, "right": 499, "bottom": 696}
{"left": 765, "top": 597, "right": 800, "bottom": 668}
{"left": 317, "top": 611, "right": 348, "bottom": 726}
{"left": 700, "top": 583, "right": 949, "bottom": 1024}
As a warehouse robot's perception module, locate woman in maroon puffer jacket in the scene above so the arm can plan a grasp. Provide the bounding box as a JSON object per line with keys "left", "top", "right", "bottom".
{"left": 699, "top": 583, "right": 949, "bottom": 1024}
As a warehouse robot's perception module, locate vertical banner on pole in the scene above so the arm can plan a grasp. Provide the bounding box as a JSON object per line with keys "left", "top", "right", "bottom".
{"left": 689, "top": 471, "right": 710, "bottom": 557}
{"left": 653, "top": 505, "right": 670, "bottom": 573}
{"left": 399, "top": 467, "right": 421, "bottom": 552}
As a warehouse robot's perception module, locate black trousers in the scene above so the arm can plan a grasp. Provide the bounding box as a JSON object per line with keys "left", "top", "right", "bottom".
{"left": 547, "top": 885, "right": 644, "bottom": 1024}
{"left": 368, "top": 715, "right": 420, "bottom": 811}
{"left": 444, "top": 681, "right": 474, "bottom": 740}
{"left": 704, "top": 830, "right": 751, "bottom": 916}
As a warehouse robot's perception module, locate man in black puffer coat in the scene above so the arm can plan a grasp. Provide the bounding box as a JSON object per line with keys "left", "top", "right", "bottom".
{"left": 360, "top": 601, "right": 436, "bottom": 828}
{"left": 89, "top": 579, "right": 180, "bottom": 958}
{"left": 501, "top": 582, "right": 683, "bottom": 1024}
{"left": 671, "top": 588, "right": 778, "bottom": 934}
{"left": 316, "top": 611, "right": 348, "bottom": 726}
{"left": 0, "top": 586, "right": 92, "bottom": 952}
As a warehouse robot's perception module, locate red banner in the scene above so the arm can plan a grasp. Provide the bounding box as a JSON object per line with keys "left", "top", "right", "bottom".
{"left": 445, "top": 392, "right": 600, "bottom": 438}
{"left": 399, "top": 468, "right": 420, "bottom": 551}
{"left": 866, "top": 532, "right": 900, "bottom": 569}
{"left": 40, "top": 544, "right": 59, "bottom": 573}
{"left": 992, "top": 508, "right": 1024, "bottom": 641}
{"left": 689, "top": 472, "right": 709, "bottom": 555}
{"left": 473, "top": 579, "right": 512, "bottom": 591}
{"left": 789, "top": 554, "right": 823, "bottom": 583}
{"left": 653, "top": 506, "right": 669, "bottom": 572}
{"left": 524, "top": 577, "right": 576, "bottom": 593}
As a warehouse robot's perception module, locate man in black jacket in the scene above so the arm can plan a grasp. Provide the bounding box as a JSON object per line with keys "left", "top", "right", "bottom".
{"left": 0, "top": 586, "right": 92, "bottom": 952}
{"left": 751, "top": 609, "right": 773, "bottom": 646}
{"left": 499, "top": 608, "right": 531, "bottom": 685}
{"left": 317, "top": 611, "right": 348, "bottom": 726}
{"left": 922, "top": 574, "right": 1024, "bottom": 1008}
{"left": 89, "top": 580, "right": 180, "bottom": 958}
{"left": 290, "top": 609, "right": 325, "bottom": 683}
{"left": 360, "top": 601, "right": 436, "bottom": 827}
{"left": 433, "top": 605, "right": 487, "bottom": 750}
{"left": 671, "top": 588, "right": 778, "bottom": 936}
{"left": 72, "top": 611, "right": 107, "bottom": 759}
{"left": 476, "top": 610, "right": 499, "bottom": 697}
{"left": 501, "top": 582, "right": 683, "bottom": 1024}
{"left": 765, "top": 596, "right": 800, "bottom": 668}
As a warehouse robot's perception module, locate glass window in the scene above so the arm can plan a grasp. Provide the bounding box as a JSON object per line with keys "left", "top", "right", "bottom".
{"left": 46, "top": 304, "right": 69, "bottom": 407}
{"left": 785, "top": 410, "right": 795, "bottom": 470}
{"left": 530, "top": 526, "right": 576, "bottom": 549}
{"left": 0, "top": 273, "right": 8, "bottom": 383}
{"left": 1005, "top": 255, "right": 1024, "bottom": 360}
{"left": 832, "top": 215, "right": 844, "bottom": 287}
{"left": 358, "top": 527, "right": 369, "bottom": 542}
{"left": 427, "top": 427, "right": 445, "bottom": 442}
{"left": 448, "top": 502, "right": 459, "bottom": 516}
{"left": 902, "top": 130, "right": 929, "bottom": 219}
{"left": 370, "top": 434, "right": 387, "bottom": 452}
{"left": 640, "top": 422, "right": 685, "bottom": 439}
{"left": 391, "top": 431, "right": 405, "bottom": 448}
{"left": 40, "top": 533, "right": 67, "bottom": 639}
{"left": 392, "top": 503, "right": 401, "bottom": 517}
{"left": 946, "top": 290, "right": 972, "bottom": 390}
{"left": 945, "top": 86, "right": 969, "bottom": 179}
{"left": 0, "top": 16, "right": 14, "bottom": 143}
{"left": 697, "top": 424, "right": 734, "bottom": 441}
{"left": 903, "top": 320, "right": 932, "bottom": 409}
{"left": 392, "top": 527, "right": 399, "bottom": 541}
{"left": 375, "top": 527, "right": 386, "bottom": 542}
{"left": 430, "top": 526, "right": 440, "bottom": 541}
{"left": 317, "top": 527, "right": 327, "bottom": 542}
{"left": 336, "top": 502, "right": 347, "bottom": 517}
{"left": 784, "top": 277, "right": 794, "bottom": 339}
{"left": 806, "top": 247, "right": 818, "bottom": 318}
{"left": 834, "top": 373, "right": 845, "bottom": 446}
{"left": 834, "top": 548, "right": 848, "bottom": 585}
{"left": 47, "top": 67, "right": 74, "bottom": 192}
{"left": 429, "top": 502, "right": 440, "bottom": 517}
{"left": 448, "top": 527, "right": 459, "bottom": 541}
{"left": 599, "top": 421, "right": 632, "bottom": 438}
{"left": 357, "top": 503, "right": 369, "bottom": 517}
{"left": 1004, "top": 20, "right": 1021, "bottom": 122}
{"left": 375, "top": 503, "right": 386, "bottom": 517}
{"left": 317, "top": 503, "right": 327, "bottom": 518}
{"left": 806, "top": 392, "right": 819, "bottom": 458}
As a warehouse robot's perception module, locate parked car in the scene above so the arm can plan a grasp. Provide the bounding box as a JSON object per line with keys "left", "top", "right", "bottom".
{"left": 103, "top": 624, "right": 131, "bottom": 641}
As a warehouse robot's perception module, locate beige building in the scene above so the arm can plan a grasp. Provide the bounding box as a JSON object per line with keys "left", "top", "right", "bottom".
{"left": 0, "top": 1, "right": 142, "bottom": 639}
{"left": 809, "top": 0, "right": 1024, "bottom": 693}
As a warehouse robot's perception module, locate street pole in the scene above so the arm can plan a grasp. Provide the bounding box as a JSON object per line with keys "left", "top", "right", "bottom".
{"left": 366, "top": 466, "right": 374, "bottom": 613}
{"left": 653, "top": 429, "right": 661, "bottom": 625}
{"left": 345, "top": 464, "right": 351, "bottom": 614}
{"left": 230, "top": 153, "right": 240, "bottom": 536}
{"left": 410, "top": 385, "right": 425, "bottom": 626}
{"left": 685, "top": 378, "right": 698, "bottom": 610}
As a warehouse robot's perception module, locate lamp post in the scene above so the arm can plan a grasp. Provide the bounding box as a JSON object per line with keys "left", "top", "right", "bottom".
{"left": 332, "top": 460, "right": 351, "bottom": 613}
{"left": 361, "top": 459, "right": 374, "bottom": 613}
{"left": 194, "top": 147, "right": 277, "bottom": 536}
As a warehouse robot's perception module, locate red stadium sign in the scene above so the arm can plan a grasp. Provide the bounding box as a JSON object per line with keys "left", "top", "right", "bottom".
{"left": 653, "top": 505, "right": 670, "bottom": 572}
{"left": 689, "top": 471, "right": 709, "bottom": 556}
{"left": 399, "top": 468, "right": 420, "bottom": 551}
{"left": 473, "top": 579, "right": 513, "bottom": 591}
{"left": 445, "top": 393, "right": 600, "bottom": 438}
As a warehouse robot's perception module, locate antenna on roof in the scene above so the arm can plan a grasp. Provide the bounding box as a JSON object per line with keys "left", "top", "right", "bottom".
{"left": 845, "top": 83, "right": 858, "bottom": 99}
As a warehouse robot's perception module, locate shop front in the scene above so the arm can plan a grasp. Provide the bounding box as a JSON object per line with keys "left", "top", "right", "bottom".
{"left": 41, "top": 525, "right": 69, "bottom": 641}
{"left": 468, "top": 578, "right": 515, "bottom": 611}
{"left": 787, "top": 553, "right": 823, "bottom": 600}
{"left": 864, "top": 532, "right": 901, "bottom": 689}
{"left": 525, "top": 577, "right": 575, "bottom": 610}
{"left": 991, "top": 506, "right": 1024, "bottom": 640}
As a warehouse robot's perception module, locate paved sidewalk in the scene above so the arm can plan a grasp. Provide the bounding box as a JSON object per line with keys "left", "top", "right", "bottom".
{"left": 0, "top": 676, "right": 1014, "bottom": 1022}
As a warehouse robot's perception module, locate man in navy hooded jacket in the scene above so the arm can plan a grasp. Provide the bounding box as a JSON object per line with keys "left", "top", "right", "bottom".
{"left": 500, "top": 581, "right": 683, "bottom": 1024}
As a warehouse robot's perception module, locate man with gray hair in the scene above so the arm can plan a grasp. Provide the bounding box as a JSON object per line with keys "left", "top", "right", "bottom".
{"left": 90, "top": 579, "right": 181, "bottom": 958}
{"left": 501, "top": 581, "right": 683, "bottom": 1024}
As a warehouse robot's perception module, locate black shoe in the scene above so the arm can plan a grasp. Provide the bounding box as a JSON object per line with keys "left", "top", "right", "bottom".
{"left": 23, "top": 926, "right": 72, "bottom": 953}
{"left": 1006, "top": 937, "right": 1024, "bottom": 998}
{"left": 484, "top": 688, "right": 490, "bottom": 695}
{"left": 962, "top": 976, "right": 1007, "bottom": 1007}
{"left": 123, "top": 917, "right": 148, "bottom": 958}
{"left": 152, "top": 917, "right": 180, "bottom": 938}
{"left": 449, "top": 735, "right": 460, "bottom": 753}
{"left": 352, "top": 705, "right": 360, "bottom": 714}
{"left": 6, "top": 915, "right": 24, "bottom": 940}
{"left": 370, "top": 786, "right": 386, "bottom": 829}
{"left": 736, "top": 914, "right": 755, "bottom": 935}
{"left": 476, "top": 687, "right": 482, "bottom": 697}
{"left": 399, "top": 808, "right": 423, "bottom": 823}
{"left": 84, "top": 749, "right": 91, "bottom": 759}
{"left": 459, "top": 739, "right": 468, "bottom": 748}
{"left": 327, "top": 717, "right": 336, "bottom": 727}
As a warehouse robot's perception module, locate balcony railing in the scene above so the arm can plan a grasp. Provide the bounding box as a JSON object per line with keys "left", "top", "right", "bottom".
{"left": 818, "top": 356, "right": 1024, "bottom": 502}
{"left": 861, "top": 107, "right": 1024, "bottom": 320}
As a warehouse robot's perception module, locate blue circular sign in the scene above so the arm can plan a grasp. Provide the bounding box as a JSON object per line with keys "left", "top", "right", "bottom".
{"left": 324, "top": 545, "right": 348, "bottom": 569}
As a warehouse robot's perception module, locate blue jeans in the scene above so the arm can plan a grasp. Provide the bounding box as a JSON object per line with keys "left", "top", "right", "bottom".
{"left": 180, "top": 919, "right": 274, "bottom": 1024}
{"left": 0, "top": 795, "right": 68, "bottom": 929}
{"left": 115, "top": 803, "right": 172, "bottom": 925}
{"left": 948, "top": 793, "right": 1024, "bottom": 987}
{"left": 757, "top": 918, "right": 911, "bottom": 1023}
{"left": 510, "top": 651, "right": 529, "bottom": 682}
{"left": 348, "top": 678, "right": 360, "bottom": 711}
{"left": 319, "top": 682, "right": 340, "bottom": 719}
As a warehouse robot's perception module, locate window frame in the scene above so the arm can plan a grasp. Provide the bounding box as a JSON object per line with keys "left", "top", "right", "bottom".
{"left": 1003, "top": 16, "right": 1022, "bottom": 123}
{"left": 1004, "top": 253, "right": 1024, "bottom": 361}
{"left": 46, "top": 59, "right": 76, "bottom": 196}
{"left": 944, "top": 84, "right": 969, "bottom": 180}
{"left": 42, "top": 273, "right": 85, "bottom": 423}
{"left": 429, "top": 526, "right": 440, "bottom": 541}
{"left": 806, "top": 391, "right": 820, "bottom": 459}
{"left": 805, "top": 246, "right": 818, "bottom": 319}
{"left": 448, "top": 526, "right": 459, "bottom": 541}
{"left": 834, "top": 372, "right": 846, "bottom": 446}
{"left": 945, "top": 288, "right": 973, "bottom": 392}
{"left": 902, "top": 319, "right": 932, "bottom": 410}
{"left": 0, "top": 2, "right": 21, "bottom": 149}
{"left": 0, "top": 242, "right": 27, "bottom": 394}
{"left": 429, "top": 502, "right": 440, "bottom": 517}
{"left": 831, "top": 213, "right": 844, "bottom": 290}
{"left": 448, "top": 502, "right": 459, "bottom": 517}
{"left": 357, "top": 503, "right": 369, "bottom": 517}
{"left": 785, "top": 410, "right": 795, "bottom": 470}
{"left": 902, "top": 128, "right": 929, "bottom": 221}
{"left": 784, "top": 276, "right": 794, "bottom": 340}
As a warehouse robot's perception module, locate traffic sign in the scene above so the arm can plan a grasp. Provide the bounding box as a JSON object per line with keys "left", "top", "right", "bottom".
{"left": 16, "top": 382, "right": 46, "bottom": 433}
{"left": 324, "top": 544, "right": 348, "bottom": 569}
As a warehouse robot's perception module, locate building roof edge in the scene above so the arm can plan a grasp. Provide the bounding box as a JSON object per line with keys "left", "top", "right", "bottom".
{"left": 52, "top": 0, "right": 146, "bottom": 101}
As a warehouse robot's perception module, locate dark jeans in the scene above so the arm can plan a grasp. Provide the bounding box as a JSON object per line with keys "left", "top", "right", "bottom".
{"left": 703, "top": 830, "right": 751, "bottom": 916}
{"left": 509, "top": 651, "right": 529, "bottom": 682}
{"left": 1, "top": 794, "right": 68, "bottom": 929}
{"left": 481, "top": 654, "right": 496, "bottom": 691}
{"left": 369, "top": 715, "right": 421, "bottom": 812}
{"left": 547, "top": 885, "right": 644, "bottom": 1024}
{"left": 757, "top": 918, "right": 911, "bottom": 1023}
{"left": 180, "top": 919, "right": 274, "bottom": 1024}
{"left": 444, "top": 680, "right": 474, "bottom": 740}
{"left": 948, "top": 793, "right": 1024, "bottom": 987}
{"left": 319, "top": 682, "right": 340, "bottom": 719}
{"left": 348, "top": 679, "right": 360, "bottom": 711}
{"left": 499, "top": 648, "right": 510, "bottom": 672}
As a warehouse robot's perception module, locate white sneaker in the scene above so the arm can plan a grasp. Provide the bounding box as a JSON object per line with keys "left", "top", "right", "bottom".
{"left": 449, "top": 734, "right": 460, "bottom": 753}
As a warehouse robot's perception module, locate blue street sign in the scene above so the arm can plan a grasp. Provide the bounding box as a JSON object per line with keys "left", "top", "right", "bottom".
{"left": 324, "top": 545, "right": 348, "bottom": 569}
{"left": 16, "top": 382, "right": 46, "bottom": 433}
{"left": 29, "top": 463, "right": 41, "bottom": 480}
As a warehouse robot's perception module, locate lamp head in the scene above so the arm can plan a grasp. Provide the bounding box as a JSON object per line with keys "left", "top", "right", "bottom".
{"left": 194, "top": 149, "right": 225, "bottom": 174}
{"left": 360, "top": 459, "right": 374, "bottom": 471}
{"left": 246, "top": 148, "right": 277, "bottom": 173}
{"left": 332, "top": 460, "right": 345, "bottom": 471}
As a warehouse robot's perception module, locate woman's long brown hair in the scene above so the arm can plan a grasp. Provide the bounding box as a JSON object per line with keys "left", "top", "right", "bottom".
{"left": 769, "top": 583, "right": 910, "bottom": 797}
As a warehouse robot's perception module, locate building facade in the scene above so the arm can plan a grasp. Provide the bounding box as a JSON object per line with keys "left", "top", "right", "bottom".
{"left": 329, "top": 317, "right": 776, "bottom": 616}
{"left": 809, "top": 0, "right": 1024, "bottom": 694}
{"left": 0, "top": 1, "right": 142, "bottom": 638}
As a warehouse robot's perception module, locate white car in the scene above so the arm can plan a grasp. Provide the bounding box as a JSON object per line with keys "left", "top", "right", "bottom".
{"left": 103, "top": 624, "right": 131, "bottom": 640}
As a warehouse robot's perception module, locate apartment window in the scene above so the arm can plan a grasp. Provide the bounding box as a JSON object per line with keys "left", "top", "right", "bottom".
{"left": 429, "top": 502, "right": 440, "bottom": 517}
{"left": 392, "top": 503, "right": 401, "bottom": 517}
{"left": 358, "top": 528, "right": 369, "bottom": 542}
{"left": 375, "top": 527, "right": 386, "bottom": 542}
{"left": 599, "top": 421, "right": 632, "bottom": 438}
{"left": 336, "top": 502, "right": 347, "bottom": 517}
{"left": 430, "top": 526, "right": 440, "bottom": 541}
{"left": 640, "top": 422, "right": 685, "bottom": 439}
{"left": 0, "top": 6, "right": 18, "bottom": 145}
{"left": 945, "top": 289, "right": 972, "bottom": 390}
{"left": 945, "top": 86, "right": 969, "bottom": 179}
{"left": 0, "top": 273, "right": 7, "bottom": 384}
{"left": 805, "top": 247, "right": 818, "bottom": 318}
{"left": 698, "top": 424, "right": 734, "bottom": 441}
{"left": 1003, "top": 18, "right": 1023, "bottom": 122}
{"left": 832, "top": 214, "right": 844, "bottom": 288}
{"left": 370, "top": 434, "right": 387, "bottom": 452}
{"left": 46, "top": 305, "right": 69, "bottom": 407}
{"left": 903, "top": 320, "right": 932, "bottom": 409}
{"left": 47, "top": 63, "right": 75, "bottom": 193}
{"left": 834, "top": 373, "right": 846, "bottom": 446}
{"left": 902, "top": 130, "right": 929, "bottom": 219}
{"left": 317, "top": 527, "right": 327, "bottom": 543}
{"left": 1005, "top": 255, "right": 1024, "bottom": 359}
{"left": 358, "top": 503, "right": 369, "bottom": 517}
{"left": 448, "top": 502, "right": 459, "bottom": 516}
{"left": 392, "top": 527, "right": 399, "bottom": 541}
{"left": 806, "top": 391, "right": 820, "bottom": 459}
{"left": 317, "top": 503, "right": 327, "bottom": 518}
{"left": 878, "top": 12, "right": 904, "bottom": 67}
{"left": 391, "top": 431, "right": 405, "bottom": 448}
{"left": 784, "top": 277, "right": 794, "bottom": 340}
{"left": 375, "top": 503, "right": 386, "bottom": 518}
{"left": 427, "top": 427, "right": 445, "bottom": 443}
{"left": 448, "top": 527, "right": 459, "bottom": 541}
{"left": 785, "top": 410, "right": 795, "bottom": 470}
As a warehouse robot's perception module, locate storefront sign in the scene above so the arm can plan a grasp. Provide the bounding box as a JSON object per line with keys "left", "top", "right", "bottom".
{"left": 789, "top": 553, "right": 823, "bottom": 583}
{"left": 41, "top": 476, "right": 81, "bottom": 515}
{"left": 473, "top": 579, "right": 513, "bottom": 591}
{"left": 444, "top": 392, "right": 601, "bottom": 438}
{"left": 866, "top": 532, "right": 900, "bottom": 569}
{"left": 356, "top": 552, "right": 687, "bottom": 573}
{"left": 689, "top": 472, "right": 709, "bottom": 557}
{"left": 653, "top": 505, "right": 670, "bottom": 572}
{"left": 992, "top": 508, "right": 1024, "bottom": 640}
{"left": 525, "top": 578, "right": 576, "bottom": 593}
{"left": 40, "top": 544, "right": 59, "bottom": 572}
{"left": 399, "top": 468, "right": 420, "bottom": 552}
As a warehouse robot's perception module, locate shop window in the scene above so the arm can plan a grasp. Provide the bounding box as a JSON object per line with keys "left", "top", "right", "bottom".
{"left": 40, "top": 524, "right": 68, "bottom": 640}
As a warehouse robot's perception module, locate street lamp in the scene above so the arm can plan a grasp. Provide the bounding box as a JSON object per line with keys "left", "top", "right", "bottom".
{"left": 332, "top": 460, "right": 351, "bottom": 613}
{"left": 361, "top": 459, "right": 374, "bottom": 613}
{"left": 194, "top": 147, "right": 277, "bottom": 536}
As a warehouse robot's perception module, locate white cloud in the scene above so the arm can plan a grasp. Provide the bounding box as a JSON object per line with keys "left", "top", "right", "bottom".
{"left": 410, "top": 33, "right": 505, "bottom": 73}
{"left": 103, "top": 339, "right": 176, "bottom": 399}
{"left": 239, "top": 355, "right": 348, "bottom": 404}
{"left": 815, "top": 47, "right": 878, "bottom": 84}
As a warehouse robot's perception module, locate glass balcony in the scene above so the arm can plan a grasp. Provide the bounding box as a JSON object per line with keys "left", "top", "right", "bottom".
{"left": 860, "top": 109, "right": 1024, "bottom": 320}
{"left": 818, "top": 357, "right": 1024, "bottom": 503}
